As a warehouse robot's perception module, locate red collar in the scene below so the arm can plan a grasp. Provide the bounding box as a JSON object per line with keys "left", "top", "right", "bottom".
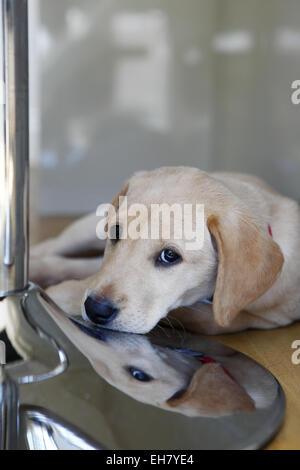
{"left": 196, "top": 354, "right": 233, "bottom": 379}
{"left": 268, "top": 224, "right": 273, "bottom": 238}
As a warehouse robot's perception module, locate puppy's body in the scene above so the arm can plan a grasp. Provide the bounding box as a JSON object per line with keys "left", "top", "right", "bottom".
{"left": 31, "top": 168, "right": 300, "bottom": 335}
{"left": 211, "top": 172, "right": 300, "bottom": 326}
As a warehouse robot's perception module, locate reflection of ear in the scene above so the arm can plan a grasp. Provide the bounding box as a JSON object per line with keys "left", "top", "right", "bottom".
{"left": 207, "top": 213, "right": 284, "bottom": 327}
{"left": 167, "top": 363, "right": 255, "bottom": 417}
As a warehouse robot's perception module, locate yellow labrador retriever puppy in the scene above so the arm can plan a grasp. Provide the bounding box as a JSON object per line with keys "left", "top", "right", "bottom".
{"left": 31, "top": 167, "right": 300, "bottom": 335}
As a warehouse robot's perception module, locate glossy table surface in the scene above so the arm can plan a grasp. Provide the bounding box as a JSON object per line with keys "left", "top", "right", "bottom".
{"left": 0, "top": 285, "right": 286, "bottom": 450}
{"left": 213, "top": 322, "right": 300, "bottom": 450}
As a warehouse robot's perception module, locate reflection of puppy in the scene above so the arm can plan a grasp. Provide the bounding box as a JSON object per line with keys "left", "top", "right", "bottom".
{"left": 32, "top": 167, "right": 300, "bottom": 335}
{"left": 43, "top": 299, "right": 278, "bottom": 418}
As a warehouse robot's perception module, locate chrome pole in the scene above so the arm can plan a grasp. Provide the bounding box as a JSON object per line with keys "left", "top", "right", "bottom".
{"left": 0, "top": 0, "right": 29, "bottom": 295}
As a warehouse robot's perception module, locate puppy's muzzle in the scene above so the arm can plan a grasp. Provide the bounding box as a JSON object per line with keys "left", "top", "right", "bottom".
{"left": 84, "top": 295, "right": 119, "bottom": 325}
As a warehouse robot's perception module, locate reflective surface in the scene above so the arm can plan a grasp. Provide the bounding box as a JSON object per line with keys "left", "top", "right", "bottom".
{"left": 0, "top": 285, "right": 285, "bottom": 449}
{"left": 21, "top": 408, "right": 99, "bottom": 450}
{"left": 0, "top": 0, "right": 29, "bottom": 295}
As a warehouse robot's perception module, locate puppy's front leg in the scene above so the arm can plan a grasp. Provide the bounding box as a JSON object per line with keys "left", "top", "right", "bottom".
{"left": 30, "top": 256, "right": 102, "bottom": 288}
{"left": 30, "top": 213, "right": 106, "bottom": 287}
{"left": 45, "top": 276, "right": 93, "bottom": 315}
{"left": 31, "top": 213, "right": 105, "bottom": 259}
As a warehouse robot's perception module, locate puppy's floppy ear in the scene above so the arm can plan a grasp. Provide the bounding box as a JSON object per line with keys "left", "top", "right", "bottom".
{"left": 207, "top": 211, "right": 284, "bottom": 327}
{"left": 103, "top": 182, "right": 130, "bottom": 235}
{"left": 167, "top": 363, "right": 255, "bottom": 417}
{"left": 111, "top": 181, "right": 130, "bottom": 211}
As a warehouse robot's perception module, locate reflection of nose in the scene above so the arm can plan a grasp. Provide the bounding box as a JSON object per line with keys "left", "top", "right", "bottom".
{"left": 84, "top": 295, "right": 119, "bottom": 325}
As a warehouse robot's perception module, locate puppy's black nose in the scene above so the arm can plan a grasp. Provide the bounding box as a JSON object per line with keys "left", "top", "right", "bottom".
{"left": 84, "top": 295, "right": 119, "bottom": 325}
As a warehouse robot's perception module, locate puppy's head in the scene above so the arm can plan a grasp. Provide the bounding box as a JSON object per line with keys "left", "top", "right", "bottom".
{"left": 83, "top": 167, "right": 283, "bottom": 333}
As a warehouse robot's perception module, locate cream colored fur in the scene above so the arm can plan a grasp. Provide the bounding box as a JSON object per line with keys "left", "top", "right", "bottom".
{"left": 30, "top": 168, "right": 300, "bottom": 335}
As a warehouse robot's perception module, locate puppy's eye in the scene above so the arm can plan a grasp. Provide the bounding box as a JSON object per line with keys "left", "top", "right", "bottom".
{"left": 127, "top": 366, "right": 154, "bottom": 382}
{"left": 110, "top": 224, "right": 121, "bottom": 244}
{"left": 157, "top": 249, "right": 181, "bottom": 266}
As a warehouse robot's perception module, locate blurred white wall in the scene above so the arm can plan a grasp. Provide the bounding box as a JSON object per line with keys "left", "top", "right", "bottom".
{"left": 30, "top": 0, "right": 300, "bottom": 215}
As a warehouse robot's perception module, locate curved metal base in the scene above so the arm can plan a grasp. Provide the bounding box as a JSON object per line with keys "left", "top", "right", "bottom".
{"left": 0, "top": 284, "right": 286, "bottom": 450}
